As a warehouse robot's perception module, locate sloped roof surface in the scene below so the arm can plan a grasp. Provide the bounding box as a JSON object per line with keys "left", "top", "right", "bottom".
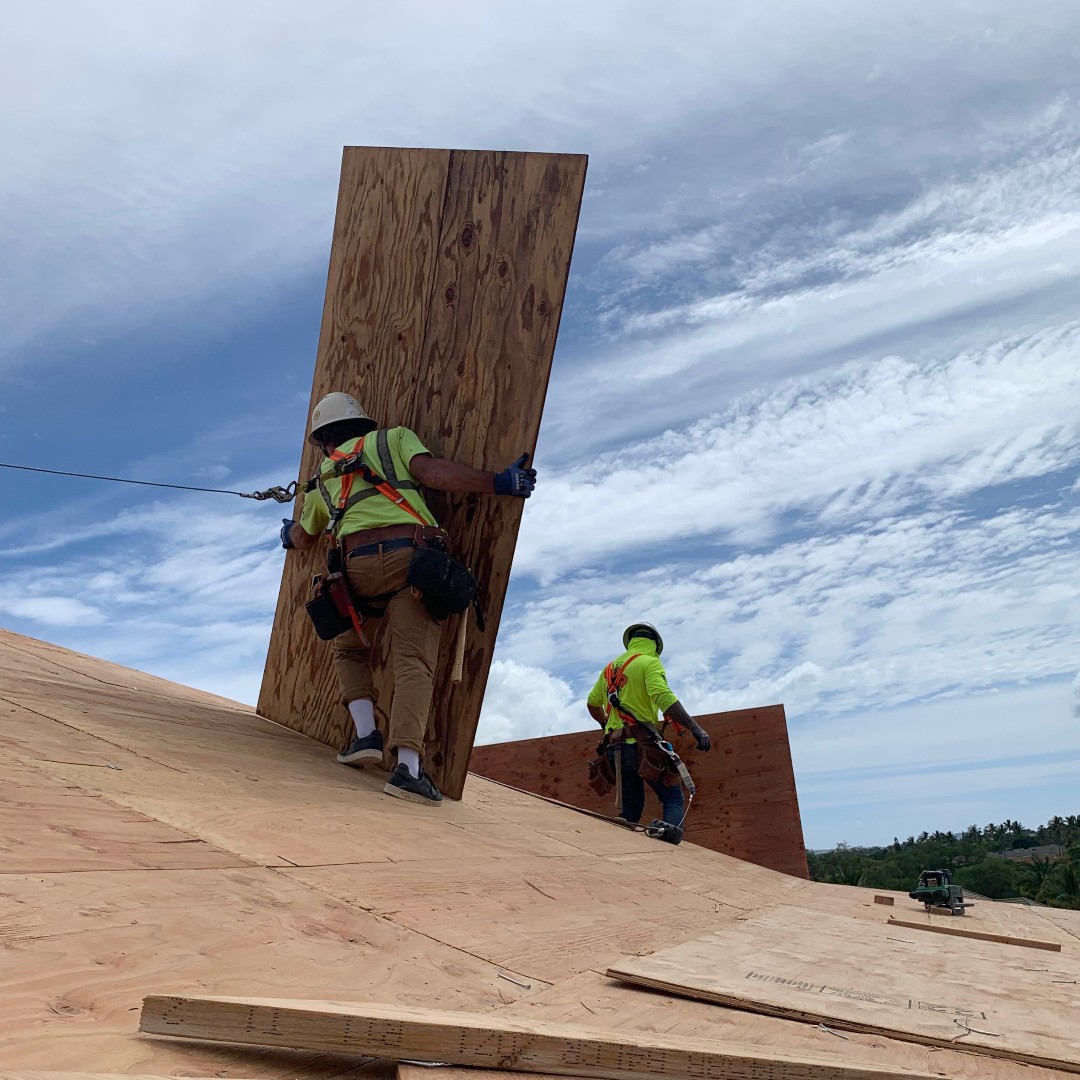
{"left": 1, "top": 626, "right": 1078, "bottom": 1079}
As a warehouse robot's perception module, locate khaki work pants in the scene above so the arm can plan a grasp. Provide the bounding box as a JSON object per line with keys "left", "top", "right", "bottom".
{"left": 332, "top": 545, "right": 442, "bottom": 755}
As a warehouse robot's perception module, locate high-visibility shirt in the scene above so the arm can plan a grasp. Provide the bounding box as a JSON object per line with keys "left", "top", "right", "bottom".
{"left": 586, "top": 636, "right": 679, "bottom": 740}
{"left": 299, "top": 427, "right": 439, "bottom": 537}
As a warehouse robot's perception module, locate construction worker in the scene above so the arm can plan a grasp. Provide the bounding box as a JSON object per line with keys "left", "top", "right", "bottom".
{"left": 280, "top": 391, "right": 536, "bottom": 806}
{"left": 586, "top": 622, "right": 711, "bottom": 828}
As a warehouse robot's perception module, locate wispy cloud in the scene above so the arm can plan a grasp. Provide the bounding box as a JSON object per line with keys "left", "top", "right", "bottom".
{"left": 2, "top": 0, "right": 1079, "bottom": 848}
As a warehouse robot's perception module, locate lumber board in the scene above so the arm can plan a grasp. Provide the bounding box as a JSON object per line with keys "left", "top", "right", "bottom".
{"left": 257, "top": 147, "right": 587, "bottom": 800}
{"left": 138, "top": 995, "right": 937, "bottom": 1080}
{"left": 607, "top": 905, "right": 1080, "bottom": 1074}
{"left": 887, "top": 915, "right": 1062, "bottom": 951}
{"left": 470, "top": 704, "right": 809, "bottom": 875}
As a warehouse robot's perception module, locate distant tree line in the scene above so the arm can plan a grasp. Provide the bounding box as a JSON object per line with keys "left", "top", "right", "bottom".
{"left": 808, "top": 814, "right": 1080, "bottom": 908}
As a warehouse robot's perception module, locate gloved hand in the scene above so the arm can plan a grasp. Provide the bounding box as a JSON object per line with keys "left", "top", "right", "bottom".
{"left": 688, "top": 720, "right": 711, "bottom": 752}
{"left": 494, "top": 453, "right": 536, "bottom": 498}
{"left": 280, "top": 518, "right": 297, "bottom": 550}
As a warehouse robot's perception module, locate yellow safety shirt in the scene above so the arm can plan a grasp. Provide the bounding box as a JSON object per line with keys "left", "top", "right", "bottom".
{"left": 586, "top": 635, "right": 679, "bottom": 741}
{"left": 299, "top": 427, "right": 439, "bottom": 537}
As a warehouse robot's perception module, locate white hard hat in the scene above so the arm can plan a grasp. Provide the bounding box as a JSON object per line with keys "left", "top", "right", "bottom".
{"left": 307, "top": 392, "right": 372, "bottom": 445}
{"left": 623, "top": 622, "right": 664, "bottom": 655}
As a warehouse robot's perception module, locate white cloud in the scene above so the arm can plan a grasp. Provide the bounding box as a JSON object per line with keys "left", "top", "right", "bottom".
{"left": 476, "top": 660, "right": 586, "bottom": 745}
{"left": 522, "top": 324, "right": 1080, "bottom": 576}
{"left": 0, "top": 595, "right": 105, "bottom": 627}
{"left": 494, "top": 501, "right": 1080, "bottom": 731}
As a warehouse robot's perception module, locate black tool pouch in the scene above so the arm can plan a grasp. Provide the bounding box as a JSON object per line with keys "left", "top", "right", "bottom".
{"left": 407, "top": 544, "right": 484, "bottom": 628}
{"left": 304, "top": 574, "right": 354, "bottom": 640}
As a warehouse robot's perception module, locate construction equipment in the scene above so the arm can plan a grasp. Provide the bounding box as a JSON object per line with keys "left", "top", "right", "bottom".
{"left": 908, "top": 868, "right": 968, "bottom": 915}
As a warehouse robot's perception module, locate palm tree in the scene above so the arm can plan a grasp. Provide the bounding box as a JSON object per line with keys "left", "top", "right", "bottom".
{"left": 1016, "top": 853, "right": 1058, "bottom": 901}
{"left": 1048, "top": 855, "right": 1080, "bottom": 910}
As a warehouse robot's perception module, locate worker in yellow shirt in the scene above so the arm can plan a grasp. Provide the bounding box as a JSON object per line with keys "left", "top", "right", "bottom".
{"left": 587, "top": 622, "right": 711, "bottom": 827}
{"left": 281, "top": 391, "right": 535, "bottom": 806}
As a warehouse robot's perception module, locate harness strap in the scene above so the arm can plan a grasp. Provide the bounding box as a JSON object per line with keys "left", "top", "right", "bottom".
{"left": 603, "top": 653, "right": 644, "bottom": 730}
{"left": 309, "top": 435, "right": 431, "bottom": 538}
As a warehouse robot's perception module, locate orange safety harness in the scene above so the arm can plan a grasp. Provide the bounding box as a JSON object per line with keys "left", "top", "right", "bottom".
{"left": 325, "top": 437, "right": 430, "bottom": 534}
{"left": 603, "top": 653, "right": 684, "bottom": 738}
{"left": 603, "top": 653, "right": 644, "bottom": 730}
{"left": 317, "top": 436, "right": 433, "bottom": 645}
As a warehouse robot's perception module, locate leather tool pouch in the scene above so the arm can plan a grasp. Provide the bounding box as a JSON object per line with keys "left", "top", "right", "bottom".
{"left": 638, "top": 741, "right": 681, "bottom": 786}
{"left": 304, "top": 573, "right": 354, "bottom": 640}
{"left": 407, "top": 543, "right": 482, "bottom": 626}
{"left": 588, "top": 754, "right": 616, "bottom": 796}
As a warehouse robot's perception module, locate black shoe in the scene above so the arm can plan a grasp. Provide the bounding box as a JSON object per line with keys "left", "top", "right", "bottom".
{"left": 383, "top": 763, "right": 443, "bottom": 805}
{"left": 336, "top": 730, "right": 384, "bottom": 766}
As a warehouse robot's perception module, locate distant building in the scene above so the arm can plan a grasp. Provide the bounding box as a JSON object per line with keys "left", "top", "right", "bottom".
{"left": 988, "top": 844, "right": 1065, "bottom": 862}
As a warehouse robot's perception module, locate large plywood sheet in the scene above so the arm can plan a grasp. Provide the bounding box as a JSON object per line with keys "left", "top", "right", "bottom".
{"left": 256, "top": 147, "right": 585, "bottom": 801}
{"left": 471, "top": 704, "right": 808, "bottom": 876}
{"left": 607, "top": 905, "right": 1080, "bottom": 1074}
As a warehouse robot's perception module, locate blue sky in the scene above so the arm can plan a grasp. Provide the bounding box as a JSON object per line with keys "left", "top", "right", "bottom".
{"left": 1, "top": 1, "right": 1078, "bottom": 848}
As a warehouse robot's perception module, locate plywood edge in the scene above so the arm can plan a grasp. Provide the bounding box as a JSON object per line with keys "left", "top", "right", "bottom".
{"left": 886, "top": 916, "right": 1062, "bottom": 951}
{"left": 603, "top": 968, "right": 1080, "bottom": 1075}
{"left": 0, "top": 1075, "right": 271, "bottom": 1080}
{"left": 139, "top": 995, "right": 937, "bottom": 1080}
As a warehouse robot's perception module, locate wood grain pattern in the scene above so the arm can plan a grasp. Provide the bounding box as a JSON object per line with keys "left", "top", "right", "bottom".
{"left": 257, "top": 147, "right": 450, "bottom": 763}
{"left": 608, "top": 905, "right": 1080, "bottom": 1074}
{"left": 0, "top": 773, "right": 248, "bottom": 874}
{"left": 886, "top": 915, "right": 1062, "bottom": 951}
{"left": 471, "top": 704, "right": 809, "bottom": 876}
{"left": 257, "top": 147, "right": 586, "bottom": 800}
{"left": 139, "top": 995, "right": 937, "bottom": 1080}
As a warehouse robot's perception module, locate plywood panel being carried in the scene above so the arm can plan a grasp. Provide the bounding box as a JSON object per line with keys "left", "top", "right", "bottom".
{"left": 257, "top": 146, "right": 587, "bottom": 800}
{"left": 471, "top": 704, "right": 808, "bottom": 876}
{"left": 607, "top": 905, "right": 1080, "bottom": 1074}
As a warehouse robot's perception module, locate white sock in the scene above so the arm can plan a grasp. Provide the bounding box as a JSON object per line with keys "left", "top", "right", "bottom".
{"left": 348, "top": 699, "right": 376, "bottom": 739}
{"left": 397, "top": 747, "right": 420, "bottom": 779}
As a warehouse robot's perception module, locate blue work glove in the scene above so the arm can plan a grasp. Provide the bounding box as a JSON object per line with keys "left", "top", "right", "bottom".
{"left": 280, "top": 518, "right": 297, "bottom": 550}
{"left": 494, "top": 453, "right": 536, "bottom": 498}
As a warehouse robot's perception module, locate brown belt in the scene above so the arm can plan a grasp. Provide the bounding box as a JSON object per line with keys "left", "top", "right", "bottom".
{"left": 340, "top": 523, "right": 447, "bottom": 556}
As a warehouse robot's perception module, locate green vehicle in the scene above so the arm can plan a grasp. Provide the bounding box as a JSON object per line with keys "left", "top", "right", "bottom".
{"left": 909, "top": 868, "right": 967, "bottom": 915}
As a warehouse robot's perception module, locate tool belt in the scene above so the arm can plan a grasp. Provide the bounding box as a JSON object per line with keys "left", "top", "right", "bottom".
{"left": 610, "top": 726, "right": 682, "bottom": 787}
{"left": 340, "top": 523, "right": 448, "bottom": 558}
{"left": 588, "top": 727, "right": 681, "bottom": 794}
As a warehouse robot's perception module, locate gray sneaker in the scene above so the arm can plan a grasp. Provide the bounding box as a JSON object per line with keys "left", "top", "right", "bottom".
{"left": 383, "top": 763, "right": 443, "bottom": 805}
{"left": 336, "top": 730, "right": 383, "bottom": 766}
